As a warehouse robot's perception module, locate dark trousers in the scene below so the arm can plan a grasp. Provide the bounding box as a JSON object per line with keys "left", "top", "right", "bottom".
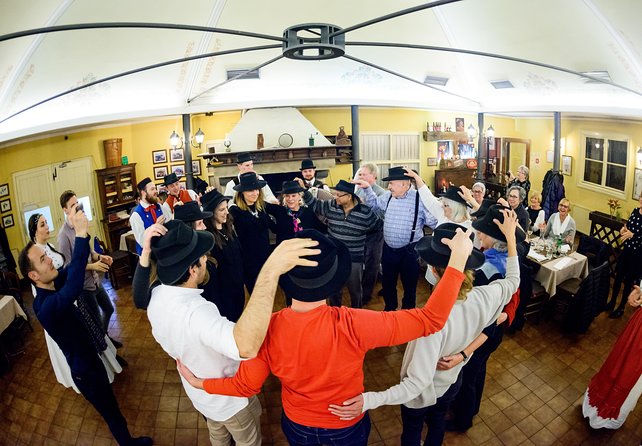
{"left": 330, "top": 262, "right": 363, "bottom": 308}
{"left": 450, "top": 325, "right": 505, "bottom": 431}
{"left": 72, "top": 360, "right": 134, "bottom": 445}
{"left": 381, "top": 242, "right": 420, "bottom": 311}
{"left": 400, "top": 373, "right": 463, "bottom": 446}
{"left": 362, "top": 230, "right": 384, "bottom": 302}
{"left": 81, "top": 284, "right": 114, "bottom": 333}
{"left": 609, "top": 249, "right": 642, "bottom": 311}
{"left": 281, "top": 411, "right": 370, "bottom": 446}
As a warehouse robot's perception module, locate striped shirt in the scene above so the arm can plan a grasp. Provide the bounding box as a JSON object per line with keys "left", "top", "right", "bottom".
{"left": 304, "top": 191, "right": 379, "bottom": 263}
{"left": 363, "top": 187, "right": 437, "bottom": 249}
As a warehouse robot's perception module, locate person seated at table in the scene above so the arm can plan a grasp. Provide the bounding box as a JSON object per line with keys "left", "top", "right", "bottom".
{"left": 497, "top": 185, "right": 530, "bottom": 233}
{"left": 541, "top": 198, "right": 576, "bottom": 245}
{"left": 526, "top": 191, "right": 546, "bottom": 236}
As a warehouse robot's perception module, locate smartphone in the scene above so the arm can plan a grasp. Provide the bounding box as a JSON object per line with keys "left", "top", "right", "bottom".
{"left": 76, "top": 202, "right": 84, "bottom": 212}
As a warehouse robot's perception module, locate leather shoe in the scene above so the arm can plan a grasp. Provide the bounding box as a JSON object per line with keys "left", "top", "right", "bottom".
{"left": 604, "top": 300, "right": 615, "bottom": 313}
{"left": 609, "top": 309, "right": 625, "bottom": 319}
{"left": 131, "top": 436, "right": 153, "bottom": 445}
{"left": 116, "top": 355, "right": 129, "bottom": 367}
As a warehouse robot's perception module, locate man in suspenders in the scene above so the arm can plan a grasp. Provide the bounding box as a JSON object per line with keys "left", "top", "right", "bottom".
{"left": 160, "top": 172, "right": 198, "bottom": 220}
{"left": 355, "top": 167, "right": 437, "bottom": 311}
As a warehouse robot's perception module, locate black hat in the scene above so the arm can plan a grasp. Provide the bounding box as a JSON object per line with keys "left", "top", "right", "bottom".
{"left": 279, "top": 230, "right": 352, "bottom": 302}
{"left": 201, "top": 189, "right": 231, "bottom": 213}
{"left": 193, "top": 177, "right": 209, "bottom": 196}
{"left": 472, "top": 204, "right": 526, "bottom": 243}
{"left": 416, "top": 223, "right": 485, "bottom": 270}
{"left": 151, "top": 220, "right": 214, "bottom": 285}
{"left": 382, "top": 166, "right": 415, "bottom": 182}
{"left": 236, "top": 152, "right": 254, "bottom": 164}
{"left": 300, "top": 159, "right": 316, "bottom": 170}
{"left": 233, "top": 172, "right": 267, "bottom": 192}
{"left": 331, "top": 179, "right": 357, "bottom": 197}
{"left": 174, "top": 201, "right": 213, "bottom": 223}
{"left": 137, "top": 177, "right": 152, "bottom": 191}
{"left": 442, "top": 186, "right": 468, "bottom": 206}
{"left": 162, "top": 173, "right": 180, "bottom": 186}
{"left": 470, "top": 199, "right": 496, "bottom": 219}
{"left": 279, "top": 180, "right": 305, "bottom": 195}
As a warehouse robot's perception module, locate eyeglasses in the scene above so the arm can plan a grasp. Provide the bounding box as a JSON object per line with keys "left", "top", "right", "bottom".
{"left": 508, "top": 194, "right": 520, "bottom": 199}
{"left": 472, "top": 189, "right": 483, "bottom": 194}
{"left": 334, "top": 193, "right": 350, "bottom": 199}
{"left": 559, "top": 204, "right": 569, "bottom": 208}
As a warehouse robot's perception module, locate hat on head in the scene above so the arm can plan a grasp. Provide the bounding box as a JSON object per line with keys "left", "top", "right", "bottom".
{"left": 151, "top": 220, "right": 214, "bottom": 285}
{"left": 162, "top": 173, "right": 180, "bottom": 186}
{"left": 173, "top": 201, "right": 213, "bottom": 223}
{"left": 331, "top": 179, "right": 357, "bottom": 197}
{"left": 279, "top": 230, "right": 352, "bottom": 301}
{"left": 137, "top": 177, "right": 152, "bottom": 191}
{"left": 236, "top": 152, "right": 254, "bottom": 164}
{"left": 470, "top": 199, "right": 496, "bottom": 219}
{"left": 233, "top": 172, "right": 267, "bottom": 192}
{"left": 300, "top": 159, "right": 316, "bottom": 170}
{"left": 193, "top": 177, "right": 209, "bottom": 196}
{"left": 382, "top": 166, "right": 412, "bottom": 182}
{"left": 442, "top": 186, "right": 468, "bottom": 206}
{"left": 416, "top": 222, "right": 485, "bottom": 270}
{"left": 472, "top": 204, "right": 526, "bottom": 243}
{"left": 279, "top": 180, "right": 305, "bottom": 195}
{"left": 201, "top": 189, "right": 231, "bottom": 213}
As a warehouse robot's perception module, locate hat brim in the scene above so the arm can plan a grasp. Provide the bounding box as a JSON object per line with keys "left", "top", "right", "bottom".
{"left": 381, "top": 174, "right": 411, "bottom": 182}
{"left": 279, "top": 237, "right": 352, "bottom": 302}
{"left": 416, "top": 236, "right": 486, "bottom": 270}
{"left": 233, "top": 180, "right": 267, "bottom": 192}
{"left": 472, "top": 219, "right": 526, "bottom": 243}
{"left": 202, "top": 195, "right": 231, "bottom": 212}
{"left": 176, "top": 209, "right": 214, "bottom": 223}
{"left": 278, "top": 186, "right": 305, "bottom": 194}
{"left": 157, "top": 231, "right": 214, "bottom": 285}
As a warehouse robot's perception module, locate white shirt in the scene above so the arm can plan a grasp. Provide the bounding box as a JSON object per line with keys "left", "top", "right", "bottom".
{"left": 224, "top": 173, "right": 277, "bottom": 207}
{"left": 160, "top": 189, "right": 199, "bottom": 221}
{"left": 129, "top": 199, "right": 167, "bottom": 249}
{"left": 146, "top": 284, "right": 247, "bottom": 421}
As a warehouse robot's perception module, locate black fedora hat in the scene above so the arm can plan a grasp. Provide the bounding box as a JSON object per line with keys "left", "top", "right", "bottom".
{"left": 201, "top": 189, "right": 231, "bottom": 213}
{"left": 236, "top": 152, "right": 254, "bottom": 164}
{"left": 300, "top": 159, "right": 316, "bottom": 170}
{"left": 151, "top": 220, "right": 214, "bottom": 285}
{"left": 162, "top": 173, "right": 180, "bottom": 186}
{"left": 233, "top": 172, "right": 267, "bottom": 192}
{"left": 279, "top": 230, "right": 352, "bottom": 301}
{"left": 472, "top": 204, "right": 526, "bottom": 243}
{"left": 174, "top": 201, "right": 213, "bottom": 223}
{"left": 442, "top": 186, "right": 468, "bottom": 206}
{"left": 470, "top": 198, "right": 496, "bottom": 219}
{"left": 279, "top": 180, "right": 305, "bottom": 195}
{"left": 331, "top": 179, "right": 357, "bottom": 197}
{"left": 416, "top": 223, "right": 485, "bottom": 270}
{"left": 382, "top": 166, "right": 412, "bottom": 182}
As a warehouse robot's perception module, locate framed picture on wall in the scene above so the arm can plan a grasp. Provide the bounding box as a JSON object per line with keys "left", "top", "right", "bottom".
{"left": 170, "top": 148, "right": 184, "bottom": 162}
{"left": 0, "top": 183, "right": 8, "bottom": 198}
{"left": 171, "top": 164, "right": 185, "bottom": 177}
{"left": 561, "top": 155, "right": 572, "bottom": 175}
{"left": 154, "top": 166, "right": 168, "bottom": 180}
{"left": 0, "top": 199, "right": 11, "bottom": 213}
{"left": 2, "top": 214, "right": 14, "bottom": 228}
{"left": 152, "top": 149, "right": 167, "bottom": 164}
{"left": 192, "top": 160, "right": 202, "bottom": 176}
{"left": 427, "top": 157, "right": 437, "bottom": 166}
{"left": 634, "top": 168, "right": 642, "bottom": 200}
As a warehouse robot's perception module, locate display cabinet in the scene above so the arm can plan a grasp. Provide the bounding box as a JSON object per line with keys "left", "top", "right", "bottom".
{"left": 434, "top": 168, "right": 476, "bottom": 194}
{"left": 95, "top": 164, "right": 137, "bottom": 250}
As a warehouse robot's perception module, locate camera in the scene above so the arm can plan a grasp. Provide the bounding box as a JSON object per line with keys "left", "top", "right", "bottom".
{"left": 76, "top": 202, "right": 84, "bottom": 212}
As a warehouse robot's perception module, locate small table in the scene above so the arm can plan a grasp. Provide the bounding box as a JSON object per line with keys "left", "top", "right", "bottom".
{"left": 527, "top": 252, "right": 589, "bottom": 297}
{"left": 0, "top": 295, "right": 27, "bottom": 335}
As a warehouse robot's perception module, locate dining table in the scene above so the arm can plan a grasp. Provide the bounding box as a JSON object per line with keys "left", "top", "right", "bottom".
{"left": 526, "top": 247, "right": 589, "bottom": 297}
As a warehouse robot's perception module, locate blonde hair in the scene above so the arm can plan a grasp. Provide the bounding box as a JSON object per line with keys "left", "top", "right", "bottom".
{"left": 281, "top": 192, "right": 304, "bottom": 207}
{"left": 529, "top": 191, "right": 542, "bottom": 203}
{"left": 234, "top": 188, "right": 265, "bottom": 212}
{"left": 434, "top": 267, "right": 475, "bottom": 301}
{"left": 559, "top": 198, "right": 571, "bottom": 211}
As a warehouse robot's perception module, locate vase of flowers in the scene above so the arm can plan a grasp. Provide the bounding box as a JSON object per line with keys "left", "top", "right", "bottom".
{"left": 608, "top": 199, "right": 622, "bottom": 220}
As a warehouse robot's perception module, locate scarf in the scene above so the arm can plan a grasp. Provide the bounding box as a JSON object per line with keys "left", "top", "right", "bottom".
{"left": 144, "top": 205, "right": 158, "bottom": 222}
{"left": 76, "top": 297, "right": 107, "bottom": 354}
{"left": 287, "top": 208, "right": 303, "bottom": 233}
{"left": 551, "top": 212, "right": 570, "bottom": 237}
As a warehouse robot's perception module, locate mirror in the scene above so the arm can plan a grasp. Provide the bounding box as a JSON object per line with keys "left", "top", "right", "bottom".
{"left": 501, "top": 138, "right": 531, "bottom": 179}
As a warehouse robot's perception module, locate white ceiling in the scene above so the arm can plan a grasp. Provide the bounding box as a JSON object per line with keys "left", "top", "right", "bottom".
{"left": 1, "top": 0, "right": 641, "bottom": 143}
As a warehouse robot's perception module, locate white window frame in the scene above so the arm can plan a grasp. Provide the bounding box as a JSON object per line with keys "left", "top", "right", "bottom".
{"left": 578, "top": 130, "right": 630, "bottom": 199}
{"left": 360, "top": 132, "right": 421, "bottom": 187}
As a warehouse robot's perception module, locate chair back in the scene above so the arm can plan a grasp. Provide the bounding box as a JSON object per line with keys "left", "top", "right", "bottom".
{"left": 563, "top": 260, "right": 609, "bottom": 333}
{"left": 576, "top": 235, "right": 612, "bottom": 273}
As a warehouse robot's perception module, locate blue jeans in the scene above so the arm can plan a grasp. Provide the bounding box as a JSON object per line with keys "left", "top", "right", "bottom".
{"left": 281, "top": 411, "right": 370, "bottom": 446}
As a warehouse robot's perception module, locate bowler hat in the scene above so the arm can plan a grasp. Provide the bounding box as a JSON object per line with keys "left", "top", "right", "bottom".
{"left": 201, "top": 189, "right": 231, "bottom": 213}
{"left": 279, "top": 180, "right": 305, "bottom": 195}
{"left": 382, "top": 166, "right": 413, "bottom": 182}
{"left": 279, "top": 230, "right": 352, "bottom": 301}
{"left": 300, "top": 159, "right": 316, "bottom": 170}
{"left": 162, "top": 173, "right": 180, "bottom": 186}
{"left": 331, "top": 180, "right": 357, "bottom": 197}
{"left": 137, "top": 177, "right": 152, "bottom": 191}
{"left": 236, "top": 152, "right": 254, "bottom": 164}
{"left": 472, "top": 204, "right": 526, "bottom": 243}
{"left": 415, "top": 223, "right": 485, "bottom": 270}
{"left": 442, "top": 186, "right": 468, "bottom": 206}
{"left": 151, "top": 220, "right": 214, "bottom": 285}
{"left": 233, "top": 172, "right": 267, "bottom": 192}
{"left": 470, "top": 199, "right": 496, "bottom": 218}
{"left": 174, "top": 201, "right": 213, "bottom": 223}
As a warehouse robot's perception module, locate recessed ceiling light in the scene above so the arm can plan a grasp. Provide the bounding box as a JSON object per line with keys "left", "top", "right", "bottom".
{"left": 423, "top": 75, "right": 449, "bottom": 86}
{"left": 580, "top": 71, "right": 612, "bottom": 84}
{"left": 490, "top": 80, "right": 514, "bottom": 89}
{"left": 226, "top": 69, "right": 260, "bottom": 80}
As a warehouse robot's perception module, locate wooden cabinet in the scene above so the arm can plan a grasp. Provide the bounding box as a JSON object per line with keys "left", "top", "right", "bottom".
{"left": 95, "top": 164, "right": 137, "bottom": 250}
{"left": 434, "top": 168, "right": 476, "bottom": 194}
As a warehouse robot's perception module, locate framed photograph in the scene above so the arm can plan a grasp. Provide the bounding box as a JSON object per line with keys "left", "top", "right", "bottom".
{"left": 154, "top": 165, "right": 168, "bottom": 180}
{"left": 561, "top": 155, "right": 572, "bottom": 176}
{"left": 0, "top": 183, "right": 8, "bottom": 198}
{"left": 152, "top": 149, "right": 167, "bottom": 164}
{"left": 2, "top": 214, "right": 14, "bottom": 228}
{"left": 192, "top": 160, "right": 202, "bottom": 176}
{"left": 455, "top": 117, "right": 465, "bottom": 132}
{"left": 170, "top": 148, "right": 184, "bottom": 162}
{"left": 634, "top": 168, "right": 642, "bottom": 200}
{"left": 171, "top": 164, "right": 185, "bottom": 177}
{"left": 427, "top": 157, "right": 438, "bottom": 166}
{"left": 0, "top": 199, "right": 10, "bottom": 213}
{"left": 437, "top": 140, "right": 454, "bottom": 159}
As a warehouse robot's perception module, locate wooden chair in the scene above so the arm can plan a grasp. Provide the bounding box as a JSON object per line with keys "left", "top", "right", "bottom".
{"left": 95, "top": 238, "right": 132, "bottom": 290}
{"left": 576, "top": 235, "right": 612, "bottom": 273}
{"left": 519, "top": 262, "right": 549, "bottom": 325}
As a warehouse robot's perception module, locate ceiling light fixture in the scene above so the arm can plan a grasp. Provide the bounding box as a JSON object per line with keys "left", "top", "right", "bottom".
{"left": 170, "top": 128, "right": 205, "bottom": 149}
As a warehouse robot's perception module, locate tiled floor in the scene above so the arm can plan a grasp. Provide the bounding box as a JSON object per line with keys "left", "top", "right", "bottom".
{"left": 2, "top": 276, "right": 642, "bottom": 446}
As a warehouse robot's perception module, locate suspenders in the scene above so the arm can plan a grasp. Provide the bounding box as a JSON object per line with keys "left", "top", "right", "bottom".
{"left": 386, "top": 191, "right": 420, "bottom": 244}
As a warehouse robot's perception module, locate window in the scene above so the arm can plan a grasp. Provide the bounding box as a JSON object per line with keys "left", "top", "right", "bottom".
{"left": 360, "top": 133, "right": 420, "bottom": 187}
{"left": 581, "top": 133, "right": 628, "bottom": 194}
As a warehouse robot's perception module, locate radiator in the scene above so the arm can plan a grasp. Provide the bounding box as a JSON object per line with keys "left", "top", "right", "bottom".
{"left": 572, "top": 204, "right": 591, "bottom": 235}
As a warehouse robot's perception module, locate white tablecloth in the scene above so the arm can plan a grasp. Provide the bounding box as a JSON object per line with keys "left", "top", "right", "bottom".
{"left": 531, "top": 252, "right": 589, "bottom": 297}
{"left": 0, "top": 295, "right": 27, "bottom": 334}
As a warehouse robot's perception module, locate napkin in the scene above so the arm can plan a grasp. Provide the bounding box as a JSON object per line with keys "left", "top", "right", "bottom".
{"left": 553, "top": 257, "right": 573, "bottom": 270}
{"left": 528, "top": 249, "right": 547, "bottom": 262}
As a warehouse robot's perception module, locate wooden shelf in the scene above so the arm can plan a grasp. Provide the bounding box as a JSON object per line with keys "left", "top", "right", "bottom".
{"left": 423, "top": 131, "right": 469, "bottom": 142}
{"left": 96, "top": 163, "right": 137, "bottom": 250}
{"left": 201, "top": 146, "right": 348, "bottom": 168}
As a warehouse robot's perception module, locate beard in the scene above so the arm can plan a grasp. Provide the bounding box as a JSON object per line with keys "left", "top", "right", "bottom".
{"left": 145, "top": 194, "right": 158, "bottom": 204}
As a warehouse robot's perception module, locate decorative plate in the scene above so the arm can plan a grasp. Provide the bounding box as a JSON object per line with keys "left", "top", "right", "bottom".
{"left": 278, "top": 133, "right": 293, "bottom": 148}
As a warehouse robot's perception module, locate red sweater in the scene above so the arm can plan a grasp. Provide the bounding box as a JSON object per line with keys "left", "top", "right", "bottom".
{"left": 203, "top": 267, "right": 464, "bottom": 428}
